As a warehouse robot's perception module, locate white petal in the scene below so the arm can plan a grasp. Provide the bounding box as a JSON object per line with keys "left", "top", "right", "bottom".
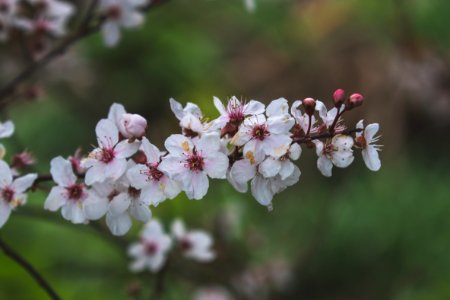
{"left": 84, "top": 193, "right": 109, "bottom": 220}
{"left": 115, "top": 140, "right": 140, "bottom": 158}
{"left": 213, "top": 96, "right": 226, "bottom": 115}
{"left": 0, "top": 160, "right": 13, "bottom": 188}
{"left": 279, "top": 160, "right": 295, "bottom": 180}
{"left": 140, "top": 182, "right": 165, "bottom": 206}
{"left": 203, "top": 152, "right": 229, "bottom": 179}
{"left": 364, "top": 123, "right": 380, "bottom": 142}
{"left": 102, "top": 20, "right": 121, "bottom": 47}
{"left": 244, "top": 100, "right": 265, "bottom": 115}
{"left": 158, "top": 156, "right": 185, "bottom": 177}
{"left": 332, "top": 151, "right": 354, "bottom": 168}
{"left": 267, "top": 114, "right": 295, "bottom": 134}
{"left": 61, "top": 202, "right": 86, "bottom": 224}
{"left": 127, "top": 164, "right": 149, "bottom": 189}
{"left": 289, "top": 143, "right": 302, "bottom": 160}
{"left": 317, "top": 156, "right": 333, "bottom": 177}
{"left": 169, "top": 98, "right": 185, "bottom": 120}
{"left": 50, "top": 156, "right": 76, "bottom": 187}
{"left": 104, "top": 158, "right": 128, "bottom": 181}
{"left": 44, "top": 186, "right": 67, "bottom": 211}
{"left": 171, "top": 219, "right": 186, "bottom": 238}
{"left": 84, "top": 163, "right": 107, "bottom": 185}
{"left": 162, "top": 178, "right": 181, "bottom": 199}
{"left": 332, "top": 135, "right": 354, "bottom": 151}
{"left": 263, "top": 134, "right": 292, "bottom": 158}
{"left": 251, "top": 175, "right": 274, "bottom": 206}
{"left": 129, "top": 199, "right": 152, "bottom": 222}
{"left": 0, "top": 200, "right": 12, "bottom": 228}
{"left": 0, "top": 120, "right": 14, "bottom": 138}
{"left": 96, "top": 119, "right": 119, "bottom": 148}
{"left": 185, "top": 172, "right": 209, "bottom": 200}
{"left": 230, "top": 159, "right": 256, "bottom": 184}
{"left": 195, "top": 133, "right": 221, "bottom": 153}
{"left": 164, "top": 134, "right": 192, "bottom": 156}
{"left": 140, "top": 137, "right": 161, "bottom": 163}
{"left": 106, "top": 212, "right": 132, "bottom": 236}
{"left": 259, "top": 158, "right": 282, "bottom": 178}
{"left": 266, "top": 98, "right": 289, "bottom": 117}
{"left": 108, "top": 193, "right": 131, "bottom": 216}
{"left": 108, "top": 103, "right": 126, "bottom": 126}
{"left": 12, "top": 173, "right": 37, "bottom": 194}
{"left": 362, "top": 146, "right": 381, "bottom": 171}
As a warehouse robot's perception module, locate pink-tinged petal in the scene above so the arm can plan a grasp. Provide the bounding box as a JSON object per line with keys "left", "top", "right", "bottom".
{"left": 169, "top": 98, "right": 185, "bottom": 120}
{"left": 171, "top": 219, "right": 186, "bottom": 238}
{"left": 162, "top": 178, "right": 181, "bottom": 199}
{"left": 364, "top": 123, "right": 380, "bottom": 142}
{"left": 140, "top": 138, "right": 160, "bottom": 163}
{"left": 259, "top": 158, "right": 282, "bottom": 178}
{"left": 108, "top": 193, "right": 131, "bottom": 216}
{"left": 289, "top": 143, "right": 302, "bottom": 160}
{"left": 0, "top": 120, "right": 14, "bottom": 138}
{"left": 96, "top": 119, "right": 119, "bottom": 148}
{"left": 263, "top": 134, "right": 292, "bottom": 158}
{"left": 104, "top": 158, "right": 127, "bottom": 181}
{"left": 127, "top": 164, "right": 149, "bottom": 189}
{"left": 50, "top": 156, "right": 76, "bottom": 187}
{"left": 61, "top": 202, "right": 86, "bottom": 224}
{"left": 158, "top": 156, "right": 186, "bottom": 177}
{"left": 290, "top": 100, "right": 302, "bottom": 119}
{"left": 102, "top": 20, "right": 121, "bottom": 47}
{"left": 195, "top": 133, "right": 221, "bottom": 153}
{"left": 164, "top": 134, "right": 193, "bottom": 156}
{"left": 230, "top": 159, "right": 256, "bottom": 186}
{"left": 84, "top": 193, "right": 109, "bottom": 220}
{"left": 148, "top": 254, "right": 166, "bottom": 272}
{"left": 0, "top": 200, "right": 12, "bottom": 228}
{"left": 266, "top": 98, "right": 289, "bottom": 117}
{"left": 115, "top": 140, "right": 139, "bottom": 158}
{"left": 84, "top": 163, "right": 107, "bottom": 185}
{"left": 129, "top": 200, "right": 152, "bottom": 222}
{"left": 313, "top": 140, "right": 324, "bottom": 156}
{"left": 128, "top": 243, "right": 145, "bottom": 257}
{"left": 44, "top": 186, "right": 67, "bottom": 211}
{"left": 108, "top": 103, "right": 126, "bottom": 126}
{"left": 244, "top": 100, "right": 265, "bottom": 115}
{"left": 12, "top": 173, "right": 37, "bottom": 194}
{"left": 142, "top": 219, "right": 164, "bottom": 238}
{"left": 180, "top": 114, "right": 203, "bottom": 133}
{"left": 317, "top": 155, "right": 333, "bottom": 177}
{"left": 140, "top": 183, "right": 165, "bottom": 206}
{"left": 185, "top": 172, "right": 209, "bottom": 200}
{"left": 203, "top": 152, "right": 229, "bottom": 179}
{"left": 106, "top": 212, "right": 132, "bottom": 236}
{"left": 251, "top": 175, "right": 274, "bottom": 206}
{"left": 267, "top": 114, "right": 295, "bottom": 134}
{"left": 362, "top": 146, "right": 381, "bottom": 171}
{"left": 325, "top": 107, "right": 338, "bottom": 126}
{"left": 213, "top": 96, "right": 226, "bottom": 115}
{"left": 0, "top": 160, "right": 12, "bottom": 188}
{"left": 279, "top": 160, "right": 295, "bottom": 180}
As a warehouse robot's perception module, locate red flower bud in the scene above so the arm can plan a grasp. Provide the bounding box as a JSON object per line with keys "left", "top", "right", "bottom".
{"left": 333, "top": 89, "right": 345, "bottom": 107}
{"left": 347, "top": 93, "right": 364, "bottom": 110}
{"left": 303, "top": 98, "right": 316, "bottom": 116}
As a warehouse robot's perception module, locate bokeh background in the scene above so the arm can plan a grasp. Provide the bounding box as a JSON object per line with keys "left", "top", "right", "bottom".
{"left": 1, "top": 0, "right": 450, "bottom": 299}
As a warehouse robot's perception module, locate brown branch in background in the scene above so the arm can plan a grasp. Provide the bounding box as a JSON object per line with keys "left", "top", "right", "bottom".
{"left": 0, "top": 237, "right": 61, "bottom": 300}
{"left": 0, "top": 0, "right": 171, "bottom": 110}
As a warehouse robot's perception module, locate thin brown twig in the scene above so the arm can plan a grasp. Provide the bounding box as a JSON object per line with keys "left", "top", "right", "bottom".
{"left": 0, "top": 236, "right": 61, "bottom": 300}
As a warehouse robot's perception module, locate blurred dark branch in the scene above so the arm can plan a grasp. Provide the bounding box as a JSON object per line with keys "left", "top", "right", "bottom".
{"left": 0, "top": 0, "right": 171, "bottom": 110}
{"left": 0, "top": 236, "right": 61, "bottom": 300}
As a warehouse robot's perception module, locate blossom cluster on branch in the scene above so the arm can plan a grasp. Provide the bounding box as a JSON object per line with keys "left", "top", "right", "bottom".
{"left": 0, "top": 89, "right": 381, "bottom": 235}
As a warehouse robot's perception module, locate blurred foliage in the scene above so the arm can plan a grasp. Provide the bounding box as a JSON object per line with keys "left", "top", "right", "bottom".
{"left": 1, "top": 0, "right": 450, "bottom": 299}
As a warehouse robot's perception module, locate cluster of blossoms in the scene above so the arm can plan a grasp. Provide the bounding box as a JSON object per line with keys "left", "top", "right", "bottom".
{"left": 0, "top": 0, "right": 256, "bottom": 49}
{"left": 0, "top": 119, "right": 37, "bottom": 228}
{"left": 128, "top": 219, "right": 215, "bottom": 273}
{"left": 0, "top": 90, "right": 381, "bottom": 234}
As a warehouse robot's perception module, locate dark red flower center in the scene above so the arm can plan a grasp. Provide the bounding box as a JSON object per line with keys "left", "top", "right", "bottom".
{"left": 2, "top": 187, "right": 14, "bottom": 203}
{"left": 252, "top": 124, "right": 269, "bottom": 141}
{"left": 144, "top": 242, "right": 158, "bottom": 255}
{"left": 180, "top": 238, "right": 192, "bottom": 251}
{"left": 185, "top": 151, "right": 204, "bottom": 172}
{"left": 107, "top": 5, "right": 121, "bottom": 20}
{"left": 66, "top": 184, "right": 84, "bottom": 201}
{"left": 101, "top": 148, "right": 115, "bottom": 163}
{"left": 145, "top": 163, "right": 164, "bottom": 181}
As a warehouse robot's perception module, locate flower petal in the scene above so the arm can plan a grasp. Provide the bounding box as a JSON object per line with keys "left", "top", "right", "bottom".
{"left": 50, "top": 156, "right": 76, "bottom": 187}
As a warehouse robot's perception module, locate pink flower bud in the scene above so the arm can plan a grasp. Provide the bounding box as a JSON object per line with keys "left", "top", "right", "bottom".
{"left": 11, "top": 151, "right": 35, "bottom": 169}
{"left": 333, "top": 89, "right": 345, "bottom": 107}
{"left": 119, "top": 113, "right": 147, "bottom": 138}
{"left": 347, "top": 93, "right": 364, "bottom": 109}
{"left": 303, "top": 98, "right": 316, "bottom": 116}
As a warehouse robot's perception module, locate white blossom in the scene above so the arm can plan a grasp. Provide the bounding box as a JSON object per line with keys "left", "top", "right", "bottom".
{"left": 158, "top": 133, "right": 228, "bottom": 200}
{"left": 0, "top": 160, "right": 37, "bottom": 228}
{"left": 44, "top": 157, "right": 108, "bottom": 224}
{"left": 127, "top": 137, "right": 181, "bottom": 206}
{"left": 108, "top": 103, "right": 147, "bottom": 139}
{"left": 171, "top": 219, "right": 215, "bottom": 262}
{"left": 99, "top": 0, "right": 148, "bottom": 47}
{"left": 82, "top": 119, "right": 140, "bottom": 185}
{"left": 313, "top": 135, "right": 354, "bottom": 177}
{"left": 128, "top": 219, "right": 172, "bottom": 272}
{"left": 0, "top": 119, "right": 14, "bottom": 138}
{"left": 356, "top": 120, "right": 381, "bottom": 171}
{"left": 169, "top": 98, "right": 205, "bottom": 137}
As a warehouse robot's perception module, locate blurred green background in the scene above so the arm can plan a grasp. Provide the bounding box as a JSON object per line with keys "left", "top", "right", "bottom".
{"left": 1, "top": 0, "right": 450, "bottom": 299}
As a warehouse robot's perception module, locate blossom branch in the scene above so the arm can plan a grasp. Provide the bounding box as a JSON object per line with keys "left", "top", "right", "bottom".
{"left": 293, "top": 128, "right": 363, "bottom": 144}
{"left": 0, "top": 237, "right": 61, "bottom": 300}
{"left": 0, "top": 0, "right": 171, "bottom": 110}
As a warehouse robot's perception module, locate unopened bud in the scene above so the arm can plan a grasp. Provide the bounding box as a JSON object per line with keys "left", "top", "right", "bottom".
{"left": 119, "top": 113, "right": 147, "bottom": 139}
{"left": 333, "top": 89, "right": 345, "bottom": 107}
{"left": 347, "top": 93, "right": 364, "bottom": 109}
{"left": 303, "top": 98, "right": 316, "bottom": 116}
{"left": 11, "top": 151, "right": 35, "bottom": 169}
